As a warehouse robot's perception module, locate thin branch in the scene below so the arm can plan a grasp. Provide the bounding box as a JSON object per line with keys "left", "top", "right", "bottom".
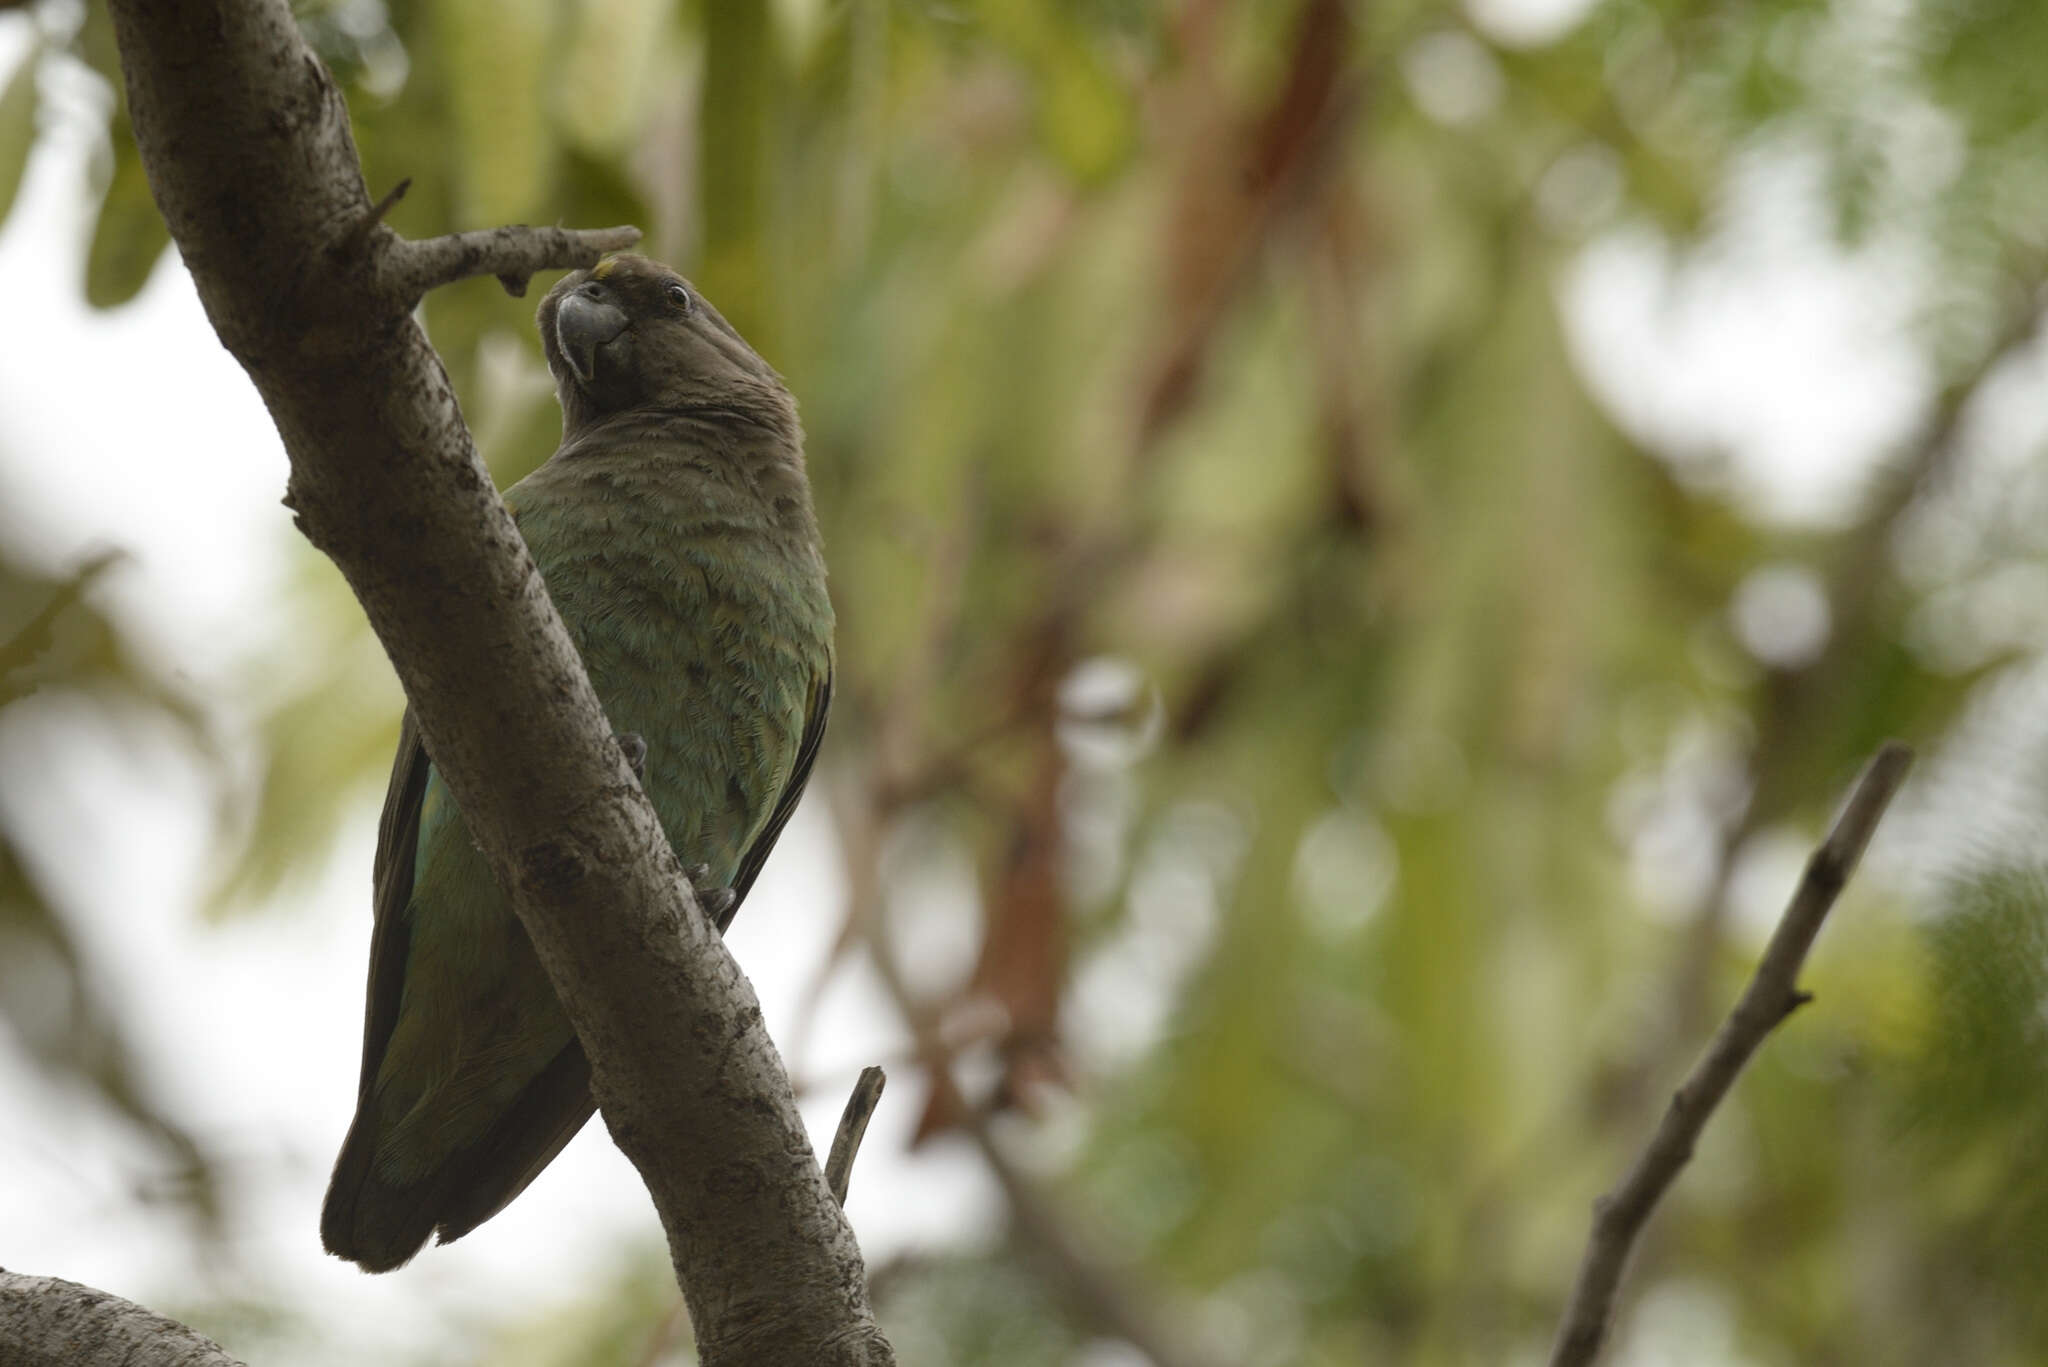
{"left": 0, "top": 1271, "right": 246, "bottom": 1367}
{"left": 1658, "top": 276, "right": 2046, "bottom": 1053}
{"left": 826, "top": 1067, "right": 888, "bottom": 1206}
{"left": 1547, "top": 741, "right": 1914, "bottom": 1367}
{"left": 376, "top": 223, "right": 643, "bottom": 305}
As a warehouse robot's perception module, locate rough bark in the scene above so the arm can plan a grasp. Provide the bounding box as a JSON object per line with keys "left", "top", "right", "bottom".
{"left": 0, "top": 1272, "right": 246, "bottom": 1367}
{"left": 0, "top": 4, "right": 893, "bottom": 1365}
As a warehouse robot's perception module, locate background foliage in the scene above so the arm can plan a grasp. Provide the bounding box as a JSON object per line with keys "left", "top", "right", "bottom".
{"left": 6, "top": 0, "right": 2048, "bottom": 1362}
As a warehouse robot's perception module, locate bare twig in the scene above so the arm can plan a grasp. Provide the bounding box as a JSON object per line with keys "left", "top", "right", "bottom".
{"left": 1659, "top": 278, "right": 2045, "bottom": 1052}
{"left": 1548, "top": 741, "right": 1914, "bottom": 1367}
{"left": 827, "top": 1067, "right": 887, "bottom": 1207}
{"left": 340, "top": 176, "right": 410, "bottom": 251}
{"left": 376, "top": 223, "right": 643, "bottom": 305}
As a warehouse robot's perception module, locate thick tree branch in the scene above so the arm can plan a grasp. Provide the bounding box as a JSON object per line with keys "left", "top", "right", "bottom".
{"left": 0, "top": 1271, "right": 245, "bottom": 1367}
{"left": 1548, "top": 741, "right": 1914, "bottom": 1367}
{"left": 83, "top": 4, "right": 889, "bottom": 1365}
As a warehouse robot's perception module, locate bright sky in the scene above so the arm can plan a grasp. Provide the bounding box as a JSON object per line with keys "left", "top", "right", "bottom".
{"left": 0, "top": 8, "right": 1943, "bottom": 1362}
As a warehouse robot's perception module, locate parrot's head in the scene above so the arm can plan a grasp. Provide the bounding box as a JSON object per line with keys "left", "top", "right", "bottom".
{"left": 537, "top": 254, "right": 793, "bottom": 434}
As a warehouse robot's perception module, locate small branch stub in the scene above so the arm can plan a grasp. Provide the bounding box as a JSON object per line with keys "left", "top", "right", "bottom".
{"left": 1546, "top": 741, "right": 1913, "bottom": 1367}
{"left": 340, "top": 176, "right": 411, "bottom": 252}
{"left": 826, "top": 1067, "right": 887, "bottom": 1207}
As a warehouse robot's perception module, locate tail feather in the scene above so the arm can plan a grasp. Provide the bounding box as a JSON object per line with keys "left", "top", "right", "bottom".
{"left": 322, "top": 1043, "right": 598, "bottom": 1272}
{"left": 432, "top": 1043, "right": 596, "bottom": 1246}
{"left": 321, "top": 1096, "right": 438, "bottom": 1273}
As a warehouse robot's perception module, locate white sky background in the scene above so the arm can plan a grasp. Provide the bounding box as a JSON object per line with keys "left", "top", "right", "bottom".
{"left": 0, "top": 3, "right": 2000, "bottom": 1363}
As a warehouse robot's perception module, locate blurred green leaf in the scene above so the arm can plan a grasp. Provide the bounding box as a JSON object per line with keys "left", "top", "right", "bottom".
{"left": 0, "top": 550, "right": 121, "bottom": 707}
{"left": 436, "top": 0, "right": 555, "bottom": 224}
{"left": 556, "top": 0, "right": 670, "bottom": 156}
{"left": 85, "top": 106, "right": 172, "bottom": 308}
{"left": 698, "top": 0, "right": 774, "bottom": 338}
{"left": 0, "top": 41, "right": 39, "bottom": 232}
{"left": 0, "top": 549, "right": 221, "bottom": 1233}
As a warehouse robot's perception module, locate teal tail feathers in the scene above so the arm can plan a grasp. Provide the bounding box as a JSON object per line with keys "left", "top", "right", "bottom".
{"left": 321, "top": 1044, "right": 598, "bottom": 1272}
{"left": 320, "top": 1093, "right": 437, "bottom": 1273}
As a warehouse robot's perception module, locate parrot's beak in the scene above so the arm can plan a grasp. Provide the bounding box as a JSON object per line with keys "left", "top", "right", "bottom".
{"left": 555, "top": 289, "right": 631, "bottom": 385}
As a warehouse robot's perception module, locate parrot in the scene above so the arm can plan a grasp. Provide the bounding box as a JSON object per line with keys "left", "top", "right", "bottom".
{"left": 320, "top": 255, "right": 834, "bottom": 1273}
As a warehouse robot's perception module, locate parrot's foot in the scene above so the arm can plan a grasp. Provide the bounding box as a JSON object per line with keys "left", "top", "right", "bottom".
{"left": 685, "top": 862, "right": 739, "bottom": 923}
{"left": 614, "top": 731, "right": 648, "bottom": 781}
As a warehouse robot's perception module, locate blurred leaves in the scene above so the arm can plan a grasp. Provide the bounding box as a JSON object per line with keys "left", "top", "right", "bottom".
{"left": 0, "top": 549, "right": 123, "bottom": 705}
{"left": 435, "top": 0, "right": 552, "bottom": 225}
{"left": 205, "top": 558, "right": 403, "bottom": 916}
{"left": 74, "top": 1, "right": 170, "bottom": 307}
{"left": 0, "top": 549, "right": 220, "bottom": 1230}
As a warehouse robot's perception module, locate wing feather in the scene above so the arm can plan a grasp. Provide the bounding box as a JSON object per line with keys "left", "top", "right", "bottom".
{"left": 322, "top": 711, "right": 436, "bottom": 1268}
{"left": 362, "top": 709, "right": 429, "bottom": 1093}
{"left": 326, "top": 667, "right": 829, "bottom": 1268}
{"left": 723, "top": 667, "right": 831, "bottom": 929}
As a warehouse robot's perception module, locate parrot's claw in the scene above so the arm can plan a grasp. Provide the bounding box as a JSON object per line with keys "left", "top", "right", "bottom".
{"left": 684, "top": 862, "right": 739, "bottom": 923}
{"left": 614, "top": 731, "right": 648, "bottom": 781}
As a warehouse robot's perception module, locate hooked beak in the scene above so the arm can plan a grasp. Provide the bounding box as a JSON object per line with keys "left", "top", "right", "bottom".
{"left": 555, "top": 289, "right": 630, "bottom": 384}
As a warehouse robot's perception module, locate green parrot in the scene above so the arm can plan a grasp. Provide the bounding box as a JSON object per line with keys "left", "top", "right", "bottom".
{"left": 320, "top": 255, "right": 834, "bottom": 1273}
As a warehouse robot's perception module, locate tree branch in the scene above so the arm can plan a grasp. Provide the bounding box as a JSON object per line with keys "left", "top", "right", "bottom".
{"left": 374, "top": 222, "right": 645, "bottom": 305}
{"left": 81, "top": 4, "right": 889, "bottom": 1365}
{"left": 0, "top": 1271, "right": 245, "bottom": 1367}
{"left": 827, "top": 1067, "right": 888, "bottom": 1206}
{"left": 1659, "top": 279, "right": 2045, "bottom": 1054}
{"left": 1548, "top": 741, "right": 1914, "bottom": 1367}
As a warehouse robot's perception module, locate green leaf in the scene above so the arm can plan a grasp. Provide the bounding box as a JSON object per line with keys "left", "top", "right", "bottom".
{"left": 86, "top": 111, "right": 172, "bottom": 308}
{"left": 699, "top": 0, "right": 773, "bottom": 334}
{"left": 556, "top": 0, "right": 670, "bottom": 155}
{"left": 437, "top": 0, "right": 555, "bottom": 224}
{"left": 0, "top": 551, "right": 121, "bottom": 707}
{"left": 983, "top": 0, "right": 1134, "bottom": 183}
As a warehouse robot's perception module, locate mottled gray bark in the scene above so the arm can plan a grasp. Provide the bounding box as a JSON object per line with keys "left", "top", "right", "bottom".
{"left": 0, "top": 1272, "right": 245, "bottom": 1367}
{"left": 0, "top": 3, "right": 892, "bottom": 1364}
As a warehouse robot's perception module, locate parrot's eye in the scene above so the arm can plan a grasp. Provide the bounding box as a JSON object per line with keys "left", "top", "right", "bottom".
{"left": 666, "top": 282, "right": 693, "bottom": 314}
